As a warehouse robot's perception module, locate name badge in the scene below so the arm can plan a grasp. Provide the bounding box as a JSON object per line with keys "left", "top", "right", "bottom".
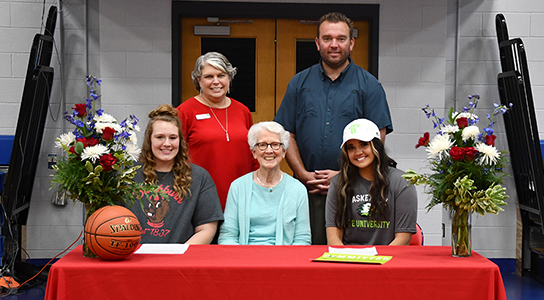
{"left": 196, "top": 113, "right": 211, "bottom": 120}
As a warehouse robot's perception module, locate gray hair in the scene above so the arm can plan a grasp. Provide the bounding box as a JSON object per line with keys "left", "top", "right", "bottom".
{"left": 247, "top": 121, "right": 290, "bottom": 151}
{"left": 191, "top": 52, "right": 237, "bottom": 92}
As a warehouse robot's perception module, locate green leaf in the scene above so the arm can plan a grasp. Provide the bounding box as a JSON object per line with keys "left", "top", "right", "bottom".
{"left": 85, "top": 161, "right": 94, "bottom": 172}
{"left": 402, "top": 169, "right": 430, "bottom": 185}
{"left": 75, "top": 141, "right": 84, "bottom": 154}
{"left": 94, "top": 164, "right": 104, "bottom": 173}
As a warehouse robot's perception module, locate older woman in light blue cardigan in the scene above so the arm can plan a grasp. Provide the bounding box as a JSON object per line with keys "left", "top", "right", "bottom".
{"left": 218, "top": 121, "right": 311, "bottom": 245}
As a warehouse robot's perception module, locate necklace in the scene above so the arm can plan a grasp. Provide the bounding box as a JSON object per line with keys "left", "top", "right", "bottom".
{"left": 158, "top": 170, "right": 171, "bottom": 182}
{"left": 209, "top": 106, "right": 229, "bottom": 142}
{"left": 255, "top": 171, "right": 284, "bottom": 192}
{"left": 200, "top": 96, "right": 229, "bottom": 142}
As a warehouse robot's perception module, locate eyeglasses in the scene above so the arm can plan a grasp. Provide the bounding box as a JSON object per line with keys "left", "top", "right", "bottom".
{"left": 255, "top": 142, "right": 283, "bottom": 151}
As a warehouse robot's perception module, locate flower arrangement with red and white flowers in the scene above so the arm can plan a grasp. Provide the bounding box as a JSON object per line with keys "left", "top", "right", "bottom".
{"left": 51, "top": 76, "right": 155, "bottom": 213}
{"left": 403, "top": 95, "right": 510, "bottom": 216}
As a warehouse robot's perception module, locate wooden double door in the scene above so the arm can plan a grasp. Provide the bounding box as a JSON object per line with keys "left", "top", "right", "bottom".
{"left": 180, "top": 18, "right": 370, "bottom": 123}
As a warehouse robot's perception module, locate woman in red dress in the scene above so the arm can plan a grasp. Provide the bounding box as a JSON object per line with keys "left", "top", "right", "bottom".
{"left": 177, "top": 52, "right": 257, "bottom": 211}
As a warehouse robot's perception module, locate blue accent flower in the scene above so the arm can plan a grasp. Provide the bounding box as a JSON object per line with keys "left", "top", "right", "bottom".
{"left": 90, "top": 90, "right": 99, "bottom": 101}
{"left": 74, "top": 120, "right": 85, "bottom": 128}
{"left": 119, "top": 132, "right": 130, "bottom": 139}
{"left": 72, "top": 128, "right": 82, "bottom": 139}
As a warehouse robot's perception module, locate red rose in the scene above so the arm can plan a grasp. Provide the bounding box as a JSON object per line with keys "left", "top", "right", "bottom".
{"left": 86, "top": 137, "right": 99, "bottom": 147}
{"left": 456, "top": 117, "right": 468, "bottom": 129}
{"left": 102, "top": 127, "right": 116, "bottom": 141}
{"left": 69, "top": 146, "right": 76, "bottom": 154}
{"left": 73, "top": 103, "right": 87, "bottom": 117}
{"left": 464, "top": 147, "right": 478, "bottom": 162}
{"left": 99, "top": 154, "right": 117, "bottom": 172}
{"left": 415, "top": 132, "right": 430, "bottom": 148}
{"left": 77, "top": 137, "right": 99, "bottom": 147}
{"left": 485, "top": 134, "right": 497, "bottom": 146}
{"left": 450, "top": 146, "right": 465, "bottom": 161}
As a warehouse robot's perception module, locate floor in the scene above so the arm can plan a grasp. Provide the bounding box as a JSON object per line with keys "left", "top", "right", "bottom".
{"left": 1, "top": 265, "right": 544, "bottom": 299}
{"left": 502, "top": 272, "right": 544, "bottom": 299}
{"left": 1, "top": 280, "right": 46, "bottom": 300}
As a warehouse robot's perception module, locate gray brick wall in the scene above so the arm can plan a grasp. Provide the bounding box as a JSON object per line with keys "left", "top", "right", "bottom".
{"left": 2, "top": 0, "right": 542, "bottom": 259}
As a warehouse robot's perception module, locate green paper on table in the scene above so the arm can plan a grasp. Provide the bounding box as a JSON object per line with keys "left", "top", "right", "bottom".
{"left": 313, "top": 252, "right": 392, "bottom": 264}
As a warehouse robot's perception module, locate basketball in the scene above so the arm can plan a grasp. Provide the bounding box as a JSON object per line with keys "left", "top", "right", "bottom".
{"left": 84, "top": 205, "right": 141, "bottom": 260}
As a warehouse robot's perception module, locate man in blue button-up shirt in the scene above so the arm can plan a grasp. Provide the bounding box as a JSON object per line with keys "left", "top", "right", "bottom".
{"left": 274, "top": 12, "right": 393, "bottom": 245}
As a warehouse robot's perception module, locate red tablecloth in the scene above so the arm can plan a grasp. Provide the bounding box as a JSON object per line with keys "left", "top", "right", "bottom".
{"left": 45, "top": 245, "right": 506, "bottom": 300}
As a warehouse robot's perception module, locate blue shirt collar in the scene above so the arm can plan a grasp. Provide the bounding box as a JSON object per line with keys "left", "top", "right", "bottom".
{"left": 318, "top": 57, "right": 353, "bottom": 82}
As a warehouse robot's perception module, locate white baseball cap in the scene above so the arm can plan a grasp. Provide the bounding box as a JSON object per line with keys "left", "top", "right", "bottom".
{"left": 340, "top": 118, "right": 380, "bottom": 148}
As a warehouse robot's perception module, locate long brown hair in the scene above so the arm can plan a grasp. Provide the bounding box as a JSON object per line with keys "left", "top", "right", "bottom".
{"left": 335, "top": 138, "right": 392, "bottom": 228}
{"left": 140, "top": 104, "right": 192, "bottom": 199}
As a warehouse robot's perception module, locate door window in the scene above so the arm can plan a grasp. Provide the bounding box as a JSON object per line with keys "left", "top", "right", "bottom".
{"left": 201, "top": 38, "right": 257, "bottom": 112}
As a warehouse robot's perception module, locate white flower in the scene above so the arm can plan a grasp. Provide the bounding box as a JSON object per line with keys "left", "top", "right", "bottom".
{"left": 455, "top": 112, "right": 479, "bottom": 121}
{"left": 95, "top": 123, "right": 122, "bottom": 134}
{"left": 427, "top": 134, "right": 454, "bottom": 160}
{"left": 81, "top": 144, "right": 109, "bottom": 163}
{"left": 461, "top": 125, "right": 480, "bottom": 141}
{"left": 126, "top": 123, "right": 140, "bottom": 132}
{"left": 440, "top": 125, "right": 459, "bottom": 135}
{"left": 55, "top": 132, "right": 76, "bottom": 148}
{"left": 128, "top": 131, "right": 138, "bottom": 144}
{"left": 110, "top": 144, "right": 123, "bottom": 152}
{"left": 94, "top": 113, "right": 117, "bottom": 123}
{"left": 475, "top": 143, "right": 500, "bottom": 165}
{"left": 125, "top": 143, "right": 141, "bottom": 161}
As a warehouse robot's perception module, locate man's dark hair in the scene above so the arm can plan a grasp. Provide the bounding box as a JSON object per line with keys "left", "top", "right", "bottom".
{"left": 317, "top": 12, "right": 354, "bottom": 39}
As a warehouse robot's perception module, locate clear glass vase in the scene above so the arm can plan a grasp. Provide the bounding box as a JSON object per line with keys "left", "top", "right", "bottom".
{"left": 83, "top": 204, "right": 99, "bottom": 258}
{"left": 451, "top": 208, "right": 472, "bottom": 257}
